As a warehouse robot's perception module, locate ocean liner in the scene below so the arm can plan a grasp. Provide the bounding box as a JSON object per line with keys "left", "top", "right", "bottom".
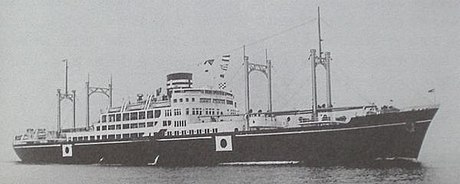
{"left": 13, "top": 8, "right": 439, "bottom": 166}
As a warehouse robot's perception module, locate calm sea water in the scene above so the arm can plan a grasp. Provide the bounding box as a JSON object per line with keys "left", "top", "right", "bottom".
{"left": 0, "top": 160, "right": 458, "bottom": 184}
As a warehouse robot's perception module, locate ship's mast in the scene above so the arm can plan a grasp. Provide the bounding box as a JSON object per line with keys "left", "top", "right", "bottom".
{"left": 86, "top": 75, "right": 113, "bottom": 130}
{"left": 318, "top": 7, "right": 323, "bottom": 59}
{"left": 310, "top": 7, "right": 333, "bottom": 121}
{"left": 57, "top": 59, "right": 77, "bottom": 133}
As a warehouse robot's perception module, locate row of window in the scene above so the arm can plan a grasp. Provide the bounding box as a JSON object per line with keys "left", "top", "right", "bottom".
{"left": 70, "top": 132, "right": 145, "bottom": 142}
{"left": 174, "top": 89, "right": 233, "bottom": 97}
{"left": 69, "top": 127, "right": 226, "bottom": 142}
{"left": 101, "top": 106, "right": 236, "bottom": 124}
{"left": 96, "top": 121, "right": 157, "bottom": 131}
{"left": 165, "top": 128, "right": 219, "bottom": 136}
{"left": 102, "top": 110, "right": 161, "bottom": 123}
{"left": 172, "top": 97, "right": 233, "bottom": 105}
{"left": 174, "top": 120, "right": 186, "bottom": 127}
{"left": 173, "top": 98, "right": 195, "bottom": 103}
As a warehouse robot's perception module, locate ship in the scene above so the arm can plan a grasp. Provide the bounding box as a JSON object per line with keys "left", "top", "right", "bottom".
{"left": 13, "top": 8, "right": 439, "bottom": 166}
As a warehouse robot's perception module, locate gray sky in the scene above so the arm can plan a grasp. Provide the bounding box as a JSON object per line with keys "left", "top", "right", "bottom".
{"left": 1, "top": 0, "right": 459, "bottom": 161}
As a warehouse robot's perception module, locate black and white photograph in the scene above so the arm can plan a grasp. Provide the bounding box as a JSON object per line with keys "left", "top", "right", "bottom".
{"left": 0, "top": 0, "right": 459, "bottom": 183}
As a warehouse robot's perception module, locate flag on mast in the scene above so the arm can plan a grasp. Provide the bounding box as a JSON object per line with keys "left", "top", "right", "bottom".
{"left": 222, "top": 55, "right": 230, "bottom": 62}
{"left": 204, "top": 59, "right": 214, "bottom": 65}
{"left": 218, "top": 82, "right": 227, "bottom": 89}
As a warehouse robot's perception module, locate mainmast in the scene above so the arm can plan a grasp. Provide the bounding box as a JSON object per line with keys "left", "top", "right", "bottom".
{"left": 310, "top": 7, "right": 333, "bottom": 121}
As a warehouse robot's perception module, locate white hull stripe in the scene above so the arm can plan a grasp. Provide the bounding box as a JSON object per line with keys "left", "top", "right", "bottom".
{"left": 14, "top": 139, "right": 149, "bottom": 149}
{"left": 157, "top": 136, "right": 212, "bottom": 142}
{"left": 219, "top": 161, "right": 300, "bottom": 166}
{"left": 74, "top": 139, "right": 149, "bottom": 146}
{"left": 236, "top": 120, "right": 431, "bottom": 138}
{"left": 13, "top": 144, "right": 61, "bottom": 149}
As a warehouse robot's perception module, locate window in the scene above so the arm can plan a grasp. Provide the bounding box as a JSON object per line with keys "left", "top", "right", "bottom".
{"left": 197, "top": 129, "right": 202, "bottom": 134}
{"left": 173, "top": 99, "right": 177, "bottom": 103}
{"left": 205, "top": 129, "right": 210, "bottom": 134}
{"left": 130, "top": 123, "right": 138, "bottom": 129}
{"left": 154, "top": 110, "right": 161, "bottom": 118}
{"left": 174, "top": 109, "right": 181, "bottom": 116}
{"left": 130, "top": 112, "right": 138, "bottom": 120}
{"left": 186, "top": 108, "right": 189, "bottom": 115}
{"left": 108, "top": 125, "right": 115, "bottom": 130}
{"left": 123, "top": 113, "right": 129, "bottom": 121}
{"left": 191, "top": 98, "right": 195, "bottom": 102}
{"left": 102, "top": 125, "right": 107, "bottom": 131}
{"left": 109, "top": 114, "right": 115, "bottom": 122}
{"left": 102, "top": 115, "right": 107, "bottom": 123}
{"left": 123, "top": 124, "right": 129, "bottom": 129}
{"left": 122, "top": 134, "right": 129, "bottom": 139}
{"left": 165, "top": 109, "right": 172, "bottom": 117}
{"left": 130, "top": 133, "right": 138, "bottom": 138}
{"left": 179, "top": 98, "right": 183, "bottom": 102}
{"left": 168, "top": 120, "right": 171, "bottom": 126}
{"left": 73, "top": 137, "right": 77, "bottom": 141}
{"left": 96, "top": 126, "right": 100, "bottom": 131}
{"left": 182, "top": 130, "right": 186, "bottom": 135}
{"left": 108, "top": 135, "right": 115, "bottom": 140}
{"left": 226, "top": 100, "right": 233, "bottom": 105}
{"left": 213, "top": 99, "right": 225, "bottom": 104}
{"left": 139, "top": 132, "right": 144, "bottom": 137}
{"left": 116, "top": 134, "right": 121, "bottom": 139}
{"left": 147, "top": 122, "right": 154, "bottom": 127}
{"left": 139, "top": 122, "right": 146, "bottom": 128}
{"left": 188, "top": 130, "right": 193, "bottom": 135}
{"left": 163, "top": 121, "right": 167, "bottom": 126}
{"left": 147, "top": 110, "right": 154, "bottom": 119}
{"left": 185, "top": 98, "right": 189, "bottom": 102}
{"left": 154, "top": 121, "right": 158, "bottom": 126}
{"left": 116, "top": 114, "right": 121, "bottom": 121}
{"left": 139, "top": 111, "right": 146, "bottom": 119}
{"left": 90, "top": 136, "right": 95, "bottom": 140}
{"left": 102, "top": 135, "right": 107, "bottom": 140}
{"left": 200, "top": 98, "right": 211, "bottom": 103}
{"left": 116, "top": 124, "right": 121, "bottom": 130}
{"left": 174, "top": 131, "right": 179, "bottom": 136}
{"left": 97, "top": 135, "right": 100, "bottom": 140}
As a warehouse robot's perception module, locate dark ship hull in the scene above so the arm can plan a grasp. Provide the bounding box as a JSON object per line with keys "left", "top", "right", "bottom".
{"left": 14, "top": 139, "right": 157, "bottom": 165}
{"left": 14, "top": 107, "right": 437, "bottom": 166}
{"left": 156, "top": 108, "right": 437, "bottom": 166}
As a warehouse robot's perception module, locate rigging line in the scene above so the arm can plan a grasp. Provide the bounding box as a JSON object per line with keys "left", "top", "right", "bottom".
{"left": 271, "top": 59, "right": 309, "bottom": 109}
{"left": 190, "top": 17, "right": 317, "bottom": 69}
{"left": 332, "top": 66, "right": 372, "bottom": 104}
{"left": 244, "top": 18, "right": 317, "bottom": 48}
{"left": 218, "top": 18, "right": 317, "bottom": 88}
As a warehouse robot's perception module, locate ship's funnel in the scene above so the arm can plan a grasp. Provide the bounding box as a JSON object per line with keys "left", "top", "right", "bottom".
{"left": 166, "top": 72, "right": 193, "bottom": 97}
